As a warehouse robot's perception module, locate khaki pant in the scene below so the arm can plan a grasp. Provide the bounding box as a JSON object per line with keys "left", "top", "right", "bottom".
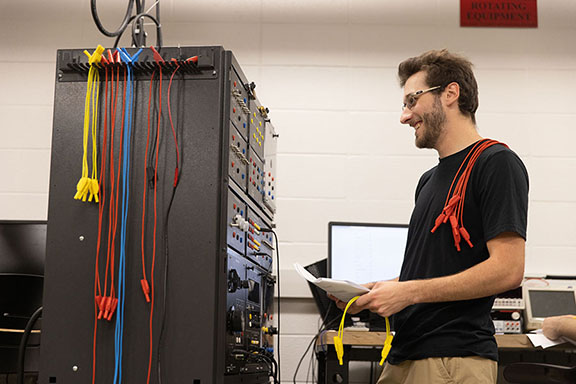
{"left": 377, "top": 356, "right": 497, "bottom": 384}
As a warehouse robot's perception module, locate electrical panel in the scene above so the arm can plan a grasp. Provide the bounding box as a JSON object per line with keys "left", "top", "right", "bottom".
{"left": 39, "top": 46, "right": 278, "bottom": 384}
{"left": 491, "top": 287, "right": 524, "bottom": 334}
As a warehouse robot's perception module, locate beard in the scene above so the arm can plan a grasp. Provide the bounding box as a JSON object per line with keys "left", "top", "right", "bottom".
{"left": 415, "top": 96, "right": 446, "bottom": 149}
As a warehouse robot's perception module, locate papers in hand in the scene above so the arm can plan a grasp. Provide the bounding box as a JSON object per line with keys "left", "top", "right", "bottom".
{"left": 293, "top": 263, "right": 369, "bottom": 302}
{"left": 527, "top": 329, "right": 576, "bottom": 349}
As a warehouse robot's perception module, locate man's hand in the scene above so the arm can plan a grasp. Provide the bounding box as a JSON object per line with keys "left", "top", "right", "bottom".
{"left": 327, "top": 282, "right": 377, "bottom": 315}
{"left": 327, "top": 293, "right": 366, "bottom": 315}
{"left": 328, "top": 280, "right": 414, "bottom": 317}
{"left": 354, "top": 280, "right": 414, "bottom": 317}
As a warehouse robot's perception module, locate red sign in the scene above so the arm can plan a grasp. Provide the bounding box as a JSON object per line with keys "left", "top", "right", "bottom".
{"left": 461, "top": 0, "right": 538, "bottom": 28}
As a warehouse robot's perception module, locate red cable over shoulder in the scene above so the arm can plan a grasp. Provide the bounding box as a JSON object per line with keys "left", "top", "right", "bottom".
{"left": 430, "top": 139, "right": 507, "bottom": 251}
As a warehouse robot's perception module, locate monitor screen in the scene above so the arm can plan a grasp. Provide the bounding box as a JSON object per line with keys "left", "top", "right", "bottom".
{"left": 0, "top": 220, "right": 46, "bottom": 276}
{"left": 328, "top": 222, "right": 408, "bottom": 284}
{"left": 529, "top": 289, "right": 576, "bottom": 318}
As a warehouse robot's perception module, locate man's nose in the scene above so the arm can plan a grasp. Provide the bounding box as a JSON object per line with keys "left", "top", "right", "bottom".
{"left": 400, "top": 108, "right": 413, "bottom": 125}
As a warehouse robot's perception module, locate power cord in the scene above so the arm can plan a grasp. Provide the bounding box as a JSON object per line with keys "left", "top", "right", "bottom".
{"left": 292, "top": 301, "right": 341, "bottom": 383}
{"left": 91, "top": 0, "right": 162, "bottom": 48}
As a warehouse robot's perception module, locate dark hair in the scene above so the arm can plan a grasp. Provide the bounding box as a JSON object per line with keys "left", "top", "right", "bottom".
{"left": 398, "top": 49, "right": 478, "bottom": 124}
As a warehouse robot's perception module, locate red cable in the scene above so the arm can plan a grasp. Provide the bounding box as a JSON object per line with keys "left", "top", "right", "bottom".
{"left": 167, "top": 63, "right": 181, "bottom": 186}
{"left": 92, "top": 63, "right": 109, "bottom": 384}
{"left": 108, "top": 66, "right": 128, "bottom": 319}
{"left": 140, "top": 70, "right": 156, "bottom": 303}
{"left": 147, "top": 64, "right": 162, "bottom": 384}
{"left": 102, "top": 64, "right": 119, "bottom": 318}
{"left": 95, "top": 65, "right": 109, "bottom": 303}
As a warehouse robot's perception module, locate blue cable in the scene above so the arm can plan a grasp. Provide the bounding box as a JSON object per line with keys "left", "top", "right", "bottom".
{"left": 113, "top": 47, "right": 142, "bottom": 384}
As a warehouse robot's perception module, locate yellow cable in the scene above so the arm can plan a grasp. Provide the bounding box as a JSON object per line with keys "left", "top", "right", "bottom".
{"left": 89, "top": 68, "right": 100, "bottom": 203}
{"left": 333, "top": 296, "right": 393, "bottom": 366}
{"left": 380, "top": 316, "right": 393, "bottom": 366}
{"left": 75, "top": 46, "right": 103, "bottom": 202}
{"left": 74, "top": 65, "right": 93, "bottom": 201}
{"left": 333, "top": 296, "right": 359, "bottom": 365}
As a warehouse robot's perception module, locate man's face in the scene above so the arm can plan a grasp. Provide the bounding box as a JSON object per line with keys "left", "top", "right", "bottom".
{"left": 400, "top": 71, "right": 446, "bottom": 149}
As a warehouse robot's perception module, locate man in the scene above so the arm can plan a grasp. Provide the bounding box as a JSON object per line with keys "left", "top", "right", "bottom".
{"left": 331, "top": 50, "right": 529, "bottom": 383}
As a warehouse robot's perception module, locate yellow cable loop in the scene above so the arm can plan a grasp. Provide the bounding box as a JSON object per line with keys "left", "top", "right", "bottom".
{"left": 75, "top": 45, "right": 103, "bottom": 202}
{"left": 334, "top": 296, "right": 359, "bottom": 365}
{"left": 88, "top": 68, "right": 100, "bottom": 202}
{"left": 333, "top": 296, "right": 393, "bottom": 366}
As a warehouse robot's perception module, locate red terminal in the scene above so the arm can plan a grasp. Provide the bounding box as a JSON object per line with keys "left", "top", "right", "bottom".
{"left": 459, "top": 227, "right": 474, "bottom": 248}
{"left": 103, "top": 296, "right": 113, "bottom": 319}
{"left": 185, "top": 56, "right": 199, "bottom": 64}
{"left": 107, "top": 298, "right": 119, "bottom": 321}
{"left": 149, "top": 46, "right": 165, "bottom": 65}
{"left": 140, "top": 279, "right": 151, "bottom": 302}
{"left": 107, "top": 49, "right": 114, "bottom": 63}
{"left": 449, "top": 215, "right": 461, "bottom": 251}
{"left": 96, "top": 295, "right": 105, "bottom": 319}
{"left": 430, "top": 213, "right": 445, "bottom": 233}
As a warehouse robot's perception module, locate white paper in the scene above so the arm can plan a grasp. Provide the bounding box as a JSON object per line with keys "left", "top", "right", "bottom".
{"left": 527, "top": 329, "right": 576, "bottom": 349}
{"left": 293, "top": 263, "right": 369, "bottom": 302}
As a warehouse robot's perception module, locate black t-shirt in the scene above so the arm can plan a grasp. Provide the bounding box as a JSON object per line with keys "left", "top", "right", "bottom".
{"left": 387, "top": 140, "right": 529, "bottom": 364}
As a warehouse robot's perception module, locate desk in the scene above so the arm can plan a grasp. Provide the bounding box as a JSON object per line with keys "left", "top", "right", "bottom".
{"left": 315, "top": 331, "right": 576, "bottom": 384}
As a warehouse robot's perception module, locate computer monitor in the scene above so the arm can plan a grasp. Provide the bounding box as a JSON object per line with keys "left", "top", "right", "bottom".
{"left": 0, "top": 220, "right": 46, "bottom": 374}
{"left": 523, "top": 284, "right": 576, "bottom": 330}
{"left": 328, "top": 222, "right": 408, "bottom": 284}
{"left": 0, "top": 220, "right": 46, "bottom": 276}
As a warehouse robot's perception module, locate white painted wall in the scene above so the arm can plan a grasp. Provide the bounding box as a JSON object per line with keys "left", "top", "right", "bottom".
{"left": 2, "top": 1, "right": 576, "bottom": 382}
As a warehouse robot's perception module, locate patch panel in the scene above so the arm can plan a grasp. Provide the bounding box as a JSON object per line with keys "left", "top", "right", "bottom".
{"left": 230, "top": 70, "right": 250, "bottom": 140}
{"left": 248, "top": 99, "right": 266, "bottom": 161}
{"left": 263, "top": 122, "right": 278, "bottom": 215}
{"left": 247, "top": 148, "right": 266, "bottom": 207}
{"left": 229, "top": 126, "right": 249, "bottom": 192}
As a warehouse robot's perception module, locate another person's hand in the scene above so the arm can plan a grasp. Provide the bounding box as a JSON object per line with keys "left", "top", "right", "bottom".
{"left": 542, "top": 315, "right": 576, "bottom": 340}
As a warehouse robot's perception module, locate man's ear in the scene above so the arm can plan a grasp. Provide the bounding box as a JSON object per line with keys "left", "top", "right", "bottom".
{"left": 444, "top": 82, "right": 460, "bottom": 108}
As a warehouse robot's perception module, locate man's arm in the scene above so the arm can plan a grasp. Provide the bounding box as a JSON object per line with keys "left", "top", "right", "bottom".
{"left": 340, "top": 232, "right": 524, "bottom": 317}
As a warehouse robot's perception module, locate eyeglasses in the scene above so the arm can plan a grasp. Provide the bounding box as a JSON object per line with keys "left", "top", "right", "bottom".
{"left": 402, "top": 86, "right": 442, "bottom": 111}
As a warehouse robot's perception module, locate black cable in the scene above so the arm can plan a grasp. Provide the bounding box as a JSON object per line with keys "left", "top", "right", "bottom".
{"left": 157, "top": 184, "right": 177, "bottom": 384}
{"left": 267, "top": 229, "right": 281, "bottom": 383}
{"left": 90, "top": 0, "right": 134, "bottom": 37}
{"left": 131, "top": 13, "right": 163, "bottom": 48}
{"left": 17, "top": 306, "right": 42, "bottom": 384}
{"left": 292, "top": 333, "right": 319, "bottom": 384}
{"left": 157, "top": 67, "right": 181, "bottom": 384}
{"left": 292, "top": 302, "right": 340, "bottom": 383}
{"left": 112, "top": 13, "right": 163, "bottom": 49}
